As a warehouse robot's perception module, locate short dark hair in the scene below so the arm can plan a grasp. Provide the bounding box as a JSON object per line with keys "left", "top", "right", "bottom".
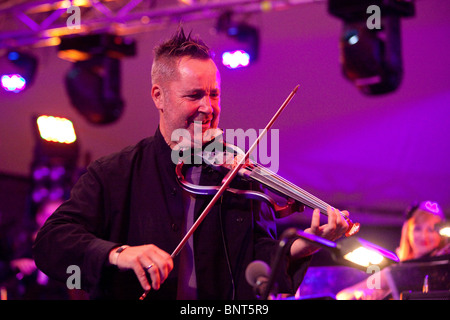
{"left": 151, "top": 28, "right": 213, "bottom": 85}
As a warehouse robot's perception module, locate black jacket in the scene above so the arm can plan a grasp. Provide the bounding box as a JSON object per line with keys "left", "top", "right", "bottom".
{"left": 33, "top": 128, "right": 310, "bottom": 300}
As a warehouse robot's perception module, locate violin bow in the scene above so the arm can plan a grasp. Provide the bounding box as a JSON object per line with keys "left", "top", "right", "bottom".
{"left": 170, "top": 84, "right": 300, "bottom": 258}
{"left": 139, "top": 85, "right": 300, "bottom": 300}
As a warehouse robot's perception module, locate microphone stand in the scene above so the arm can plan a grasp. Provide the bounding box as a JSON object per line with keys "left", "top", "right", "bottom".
{"left": 261, "top": 228, "right": 298, "bottom": 300}
{"left": 260, "top": 227, "right": 339, "bottom": 300}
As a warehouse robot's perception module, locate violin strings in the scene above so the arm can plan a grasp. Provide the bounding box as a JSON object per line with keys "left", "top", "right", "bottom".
{"left": 253, "top": 169, "right": 329, "bottom": 214}
{"left": 248, "top": 163, "right": 330, "bottom": 215}
{"left": 252, "top": 163, "right": 348, "bottom": 219}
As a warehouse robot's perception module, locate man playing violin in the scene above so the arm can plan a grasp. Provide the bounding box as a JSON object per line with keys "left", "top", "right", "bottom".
{"left": 33, "top": 28, "right": 350, "bottom": 300}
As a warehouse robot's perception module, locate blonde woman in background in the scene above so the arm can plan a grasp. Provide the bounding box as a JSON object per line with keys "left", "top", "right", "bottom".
{"left": 337, "top": 201, "right": 449, "bottom": 300}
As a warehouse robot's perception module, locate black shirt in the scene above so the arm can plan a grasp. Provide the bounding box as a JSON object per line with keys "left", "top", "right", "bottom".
{"left": 33, "top": 128, "right": 310, "bottom": 299}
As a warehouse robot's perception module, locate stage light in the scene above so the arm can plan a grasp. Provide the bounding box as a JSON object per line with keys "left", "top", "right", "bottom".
{"left": 328, "top": 0, "right": 415, "bottom": 95}
{"left": 216, "top": 12, "right": 260, "bottom": 69}
{"left": 58, "top": 33, "right": 136, "bottom": 124}
{"left": 343, "top": 241, "right": 385, "bottom": 267}
{"left": 346, "top": 32, "right": 359, "bottom": 46}
{"left": 0, "top": 50, "right": 38, "bottom": 93}
{"left": 49, "top": 165, "right": 66, "bottom": 181}
{"left": 437, "top": 222, "right": 450, "bottom": 238}
{"left": 1, "top": 74, "right": 26, "bottom": 92}
{"left": 222, "top": 50, "right": 250, "bottom": 69}
{"left": 32, "top": 114, "right": 79, "bottom": 165}
{"left": 338, "top": 237, "right": 399, "bottom": 269}
{"left": 36, "top": 115, "right": 77, "bottom": 144}
{"left": 440, "top": 227, "right": 450, "bottom": 238}
{"left": 289, "top": 228, "right": 399, "bottom": 270}
{"left": 30, "top": 114, "right": 80, "bottom": 210}
{"left": 32, "top": 185, "right": 50, "bottom": 203}
{"left": 48, "top": 185, "right": 65, "bottom": 200}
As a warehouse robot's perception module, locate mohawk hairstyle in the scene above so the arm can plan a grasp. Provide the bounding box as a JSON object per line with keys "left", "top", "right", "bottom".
{"left": 154, "top": 27, "right": 212, "bottom": 59}
{"left": 151, "top": 27, "right": 213, "bottom": 85}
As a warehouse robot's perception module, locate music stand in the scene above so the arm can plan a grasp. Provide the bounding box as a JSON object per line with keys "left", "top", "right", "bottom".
{"left": 384, "top": 254, "right": 450, "bottom": 300}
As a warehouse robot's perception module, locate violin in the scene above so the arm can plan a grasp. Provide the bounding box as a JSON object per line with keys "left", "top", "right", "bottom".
{"left": 169, "top": 85, "right": 359, "bottom": 259}
{"left": 175, "top": 141, "right": 360, "bottom": 237}
{"left": 139, "top": 84, "right": 360, "bottom": 300}
{"left": 175, "top": 144, "right": 305, "bottom": 219}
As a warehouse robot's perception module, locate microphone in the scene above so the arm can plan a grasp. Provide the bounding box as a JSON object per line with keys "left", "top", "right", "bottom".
{"left": 246, "top": 229, "right": 301, "bottom": 300}
{"left": 245, "top": 260, "right": 271, "bottom": 299}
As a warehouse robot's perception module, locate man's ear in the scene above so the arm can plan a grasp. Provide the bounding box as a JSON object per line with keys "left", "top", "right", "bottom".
{"left": 151, "top": 84, "right": 164, "bottom": 111}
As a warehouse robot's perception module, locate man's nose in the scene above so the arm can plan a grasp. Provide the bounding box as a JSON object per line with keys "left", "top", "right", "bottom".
{"left": 198, "top": 95, "right": 213, "bottom": 114}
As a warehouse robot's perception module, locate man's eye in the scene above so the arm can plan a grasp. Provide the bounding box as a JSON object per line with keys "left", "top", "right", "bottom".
{"left": 185, "top": 91, "right": 219, "bottom": 100}
{"left": 187, "top": 94, "right": 203, "bottom": 100}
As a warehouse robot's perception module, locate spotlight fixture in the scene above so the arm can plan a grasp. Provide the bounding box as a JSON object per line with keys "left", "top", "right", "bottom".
{"left": 0, "top": 50, "right": 38, "bottom": 93}
{"left": 58, "top": 33, "right": 136, "bottom": 124}
{"left": 32, "top": 114, "right": 79, "bottom": 164}
{"left": 290, "top": 228, "right": 399, "bottom": 270}
{"left": 36, "top": 115, "right": 77, "bottom": 144}
{"left": 222, "top": 50, "right": 250, "bottom": 69}
{"left": 338, "top": 237, "right": 399, "bottom": 268}
{"left": 30, "top": 114, "right": 79, "bottom": 208}
{"left": 328, "top": 0, "right": 415, "bottom": 95}
{"left": 436, "top": 222, "right": 450, "bottom": 238}
{"left": 217, "top": 12, "right": 260, "bottom": 69}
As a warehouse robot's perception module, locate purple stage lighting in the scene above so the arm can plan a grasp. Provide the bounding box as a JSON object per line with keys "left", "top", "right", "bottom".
{"left": 1, "top": 50, "right": 37, "bottom": 92}
{"left": 222, "top": 50, "right": 250, "bottom": 69}
{"left": 1, "top": 74, "right": 26, "bottom": 92}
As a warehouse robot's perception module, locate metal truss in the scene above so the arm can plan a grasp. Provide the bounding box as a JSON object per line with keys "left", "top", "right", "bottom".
{"left": 0, "top": 0, "right": 319, "bottom": 50}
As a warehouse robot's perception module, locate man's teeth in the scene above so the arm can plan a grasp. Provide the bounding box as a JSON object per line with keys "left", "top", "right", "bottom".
{"left": 193, "top": 120, "right": 210, "bottom": 125}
